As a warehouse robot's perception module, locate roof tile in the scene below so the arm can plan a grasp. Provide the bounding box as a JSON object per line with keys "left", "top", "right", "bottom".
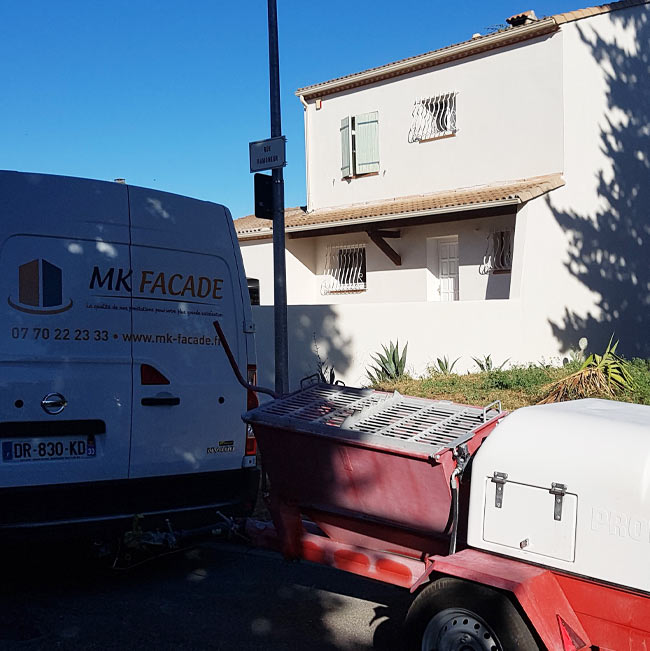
{"left": 235, "top": 174, "right": 565, "bottom": 238}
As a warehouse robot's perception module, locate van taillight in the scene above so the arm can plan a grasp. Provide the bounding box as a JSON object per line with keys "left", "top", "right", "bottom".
{"left": 141, "top": 364, "right": 170, "bottom": 385}
{"left": 245, "top": 365, "right": 258, "bottom": 456}
{"left": 245, "top": 425, "right": 257, "bottom": 456}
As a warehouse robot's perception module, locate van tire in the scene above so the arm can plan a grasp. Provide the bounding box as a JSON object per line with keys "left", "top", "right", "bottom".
{"left": 404, "top": 576, "right": 539, "bottom": 651}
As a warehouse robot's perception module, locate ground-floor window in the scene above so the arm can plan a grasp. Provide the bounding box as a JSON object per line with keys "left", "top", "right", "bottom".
{"left": 321, "top": 243, "right": 367, "bottom": 294}
{"left": 479, "top": 229, "right": 513, "bottom": 275}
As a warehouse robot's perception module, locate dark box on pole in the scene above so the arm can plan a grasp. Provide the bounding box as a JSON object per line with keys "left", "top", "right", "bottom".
{"left": 254, "top": 173, "right": 274, "bottom": 220}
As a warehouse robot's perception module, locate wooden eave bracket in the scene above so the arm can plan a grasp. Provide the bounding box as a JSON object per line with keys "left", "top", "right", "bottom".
{"left": 367, "top": 229, "right": 401, "bottom": 266}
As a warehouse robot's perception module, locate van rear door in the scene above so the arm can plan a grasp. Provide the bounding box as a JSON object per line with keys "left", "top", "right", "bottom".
{"left": 127, "top": 186, "right": 246, "bottom": 479}
{"left": 0, "top": 172, "right": 132, "bottom": 488}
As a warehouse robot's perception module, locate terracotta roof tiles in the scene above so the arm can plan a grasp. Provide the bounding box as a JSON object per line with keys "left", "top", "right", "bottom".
{"left": 554, "top": 0, "right": 647, "bottom": 23}
{"left": 235, "top": 173, "right": 565, "bottom": 239}
{"left": 506, "top": 10, "right": 538, "bottom": 25}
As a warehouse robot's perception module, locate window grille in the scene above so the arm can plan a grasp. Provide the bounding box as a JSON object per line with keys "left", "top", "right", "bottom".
{"left": 479, "top": 230, "right": 513, "bottom": 274}
{"left": 408, "top": 92, "right": 458, "bottom": 143}
{"left": 321, "top": 244, "right": 367, "bottom": 294}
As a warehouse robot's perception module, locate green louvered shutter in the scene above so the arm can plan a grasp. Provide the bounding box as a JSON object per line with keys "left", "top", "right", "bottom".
{"left": 355, "top": 111, "right": 379, "bottom": 174}
{"left": 340, "top": 117, "right": 351, "bottom": 177}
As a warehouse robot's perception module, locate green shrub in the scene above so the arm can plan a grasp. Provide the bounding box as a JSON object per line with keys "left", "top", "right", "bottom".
{"left": 480, "top": 366, "right": 545, "bottom": 391}
{"left": 629, "top": 358, "right": 650, "bottom": 404}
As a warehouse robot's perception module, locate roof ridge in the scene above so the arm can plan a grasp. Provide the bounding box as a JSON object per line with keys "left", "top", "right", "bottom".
{"left": 295, "top": 19, "right": 556, "bottom": 98}
{"left": 554, "top": 0, "right": 649, "bottom": 23}
{"left": 295, "top": 0, "right": 648, "bottom": 100}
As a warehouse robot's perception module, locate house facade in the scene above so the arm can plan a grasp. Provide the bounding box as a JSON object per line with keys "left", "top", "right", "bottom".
{"left": 237, "top": 0, "right": 649, "bottom": 388}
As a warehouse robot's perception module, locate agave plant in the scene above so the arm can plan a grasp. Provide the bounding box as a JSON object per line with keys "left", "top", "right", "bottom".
{"left": 366, "top": 340, "right": 408, "bottom": 384}
{"left": 429, "top": 355, "right": 460, "bottom": 375}
{"left": 539, "top": 336, "right": 634, "bottom": 404}
{"left": 313, "top": 334, "right": 336, "bottom": 384}
{"left": 318, "top": 364, "right": 336, "bottom": 385}
{"left": 472, "top": 354, "right": 509, "bottom": 372}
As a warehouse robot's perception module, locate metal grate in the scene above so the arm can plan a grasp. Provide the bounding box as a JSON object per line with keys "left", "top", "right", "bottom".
{"left": 261, "top": 385, "right": 394, "bottom": 428}
{"left": 321, "top": 244, "right": 367, "bottom": 294}
{"left": 479, "top": 229, "right": 513, "bottom": 275}
{"left": 408, "top": 92, "right": 458, "bottom": 143}
{"left": 246, "top": 384, "right": 501, "bottom": 456}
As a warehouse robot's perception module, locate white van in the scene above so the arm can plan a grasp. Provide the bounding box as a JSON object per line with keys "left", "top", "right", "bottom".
{"left": 0, "top": 171, "right": 259, "bottom": 537}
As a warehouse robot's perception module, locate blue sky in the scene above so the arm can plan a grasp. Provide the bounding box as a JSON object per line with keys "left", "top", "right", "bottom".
{"left": 1, "top": 0, "right": 572, "bottom": 219}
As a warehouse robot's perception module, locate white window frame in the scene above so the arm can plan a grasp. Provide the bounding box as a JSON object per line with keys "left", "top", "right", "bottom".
{"left": 321, "top": 244, "right": 367, "bottom": 294}
{"left": 341, "top": 111, "right": 379, "bottom": 178}
{"left": 408, "top": 92, "right": 458, "bottom": 143}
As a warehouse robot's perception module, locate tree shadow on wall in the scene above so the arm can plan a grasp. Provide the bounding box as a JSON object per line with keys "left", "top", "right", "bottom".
{"left": 252, "top": 304, "right": 354, "bottom": 391}
{"left": 548, "top": 7, "right": 649, "bottom": 358}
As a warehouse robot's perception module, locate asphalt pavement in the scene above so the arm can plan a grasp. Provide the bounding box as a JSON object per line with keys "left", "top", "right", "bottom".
{"left": 0, "top": 540, "right": 411, "bottom": 650}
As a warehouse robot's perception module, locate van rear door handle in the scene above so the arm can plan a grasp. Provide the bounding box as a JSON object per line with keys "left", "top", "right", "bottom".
{"left": 141, "top": 396, "right": 180, "bottom": 407}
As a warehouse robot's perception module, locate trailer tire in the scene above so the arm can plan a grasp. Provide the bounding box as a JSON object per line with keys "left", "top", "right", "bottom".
{"left": 404, "top": 576, "right": 539, "bottom": 651}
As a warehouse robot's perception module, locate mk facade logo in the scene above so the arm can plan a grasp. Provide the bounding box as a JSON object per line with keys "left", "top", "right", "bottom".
{"left": 8, "top": 259, "right": 73, "bottom": 314}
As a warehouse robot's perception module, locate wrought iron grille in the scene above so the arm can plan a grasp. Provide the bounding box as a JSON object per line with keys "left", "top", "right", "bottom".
{"left": 408, "top": 92, "right": 458, "bottom": 143}
{"left": 479, "top": 230, "right": 514, "bottom": 274}
{"left": 321, "top": 244, "right": 367, "bottom": 294}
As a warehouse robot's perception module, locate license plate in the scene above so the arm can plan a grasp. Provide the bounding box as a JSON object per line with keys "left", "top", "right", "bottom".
{"left": 2, "top": 437, "right": 96, "bottom": 462}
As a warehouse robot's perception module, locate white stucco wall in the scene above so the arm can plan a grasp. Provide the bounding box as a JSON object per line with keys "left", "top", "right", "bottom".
{"left": 240, "top": 238, "right": 319, "bottom": 306}
{"left": 242, "top": 4, "right": 649, "bottom": 389}
{"left": 240, "top": 213, "right": 515, "bottom": 306}
{"left": 251, "top": 299, "right": 526, "bottom": 389}
{"left": 517, "top": 5, "right": 649, "bottom": 358}
{"left": 303, "top": 32, "right": 564, "bottom": 211}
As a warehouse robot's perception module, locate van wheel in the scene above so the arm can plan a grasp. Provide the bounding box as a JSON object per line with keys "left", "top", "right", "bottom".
{"left": 404, "top": 577, "right": 539, "bottom": 651}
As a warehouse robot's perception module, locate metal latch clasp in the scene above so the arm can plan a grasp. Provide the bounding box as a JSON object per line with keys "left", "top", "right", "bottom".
{"left": 491, "top": 471, "right": 508, "bottom": 508}
{"left": 550, "top": 482, "right": 567, "bottom": 521}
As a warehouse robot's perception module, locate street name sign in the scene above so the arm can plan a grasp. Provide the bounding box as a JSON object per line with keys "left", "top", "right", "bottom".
{"left": 249, "top": 136, "right": 286, "bottom": 172}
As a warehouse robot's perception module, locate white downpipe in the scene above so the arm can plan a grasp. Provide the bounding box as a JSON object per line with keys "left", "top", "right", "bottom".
{"left": 299, "top": 94, "right": 312, "bottom": 212}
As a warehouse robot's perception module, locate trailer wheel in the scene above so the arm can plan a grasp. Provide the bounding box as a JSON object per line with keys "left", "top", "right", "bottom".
{"left": 405, "top": 577, "right": 539, "bottom": 651}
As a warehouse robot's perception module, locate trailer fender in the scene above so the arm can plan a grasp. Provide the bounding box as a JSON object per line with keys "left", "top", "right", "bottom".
{"left": 413, "top": 549, "right": 591, "bottom": 651}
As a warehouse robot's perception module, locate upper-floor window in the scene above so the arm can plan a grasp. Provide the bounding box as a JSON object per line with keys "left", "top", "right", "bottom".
{"left": 408, "top": 92, "right": 458, "bottom": 143}
{"left": 321, "top": 244, "right": 367, "bottom": 294}
{"left": 340, "top": 112, "right": 379, "bottom": 178}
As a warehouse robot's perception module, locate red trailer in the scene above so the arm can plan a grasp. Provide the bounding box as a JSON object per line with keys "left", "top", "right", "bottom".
{"left": 243, "top": 383, "right": 650, "bottom": 651}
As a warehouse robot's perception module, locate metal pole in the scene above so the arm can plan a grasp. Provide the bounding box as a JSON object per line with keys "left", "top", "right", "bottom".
{"left": 267, "top": 0, "right": 289, "bottom": 395}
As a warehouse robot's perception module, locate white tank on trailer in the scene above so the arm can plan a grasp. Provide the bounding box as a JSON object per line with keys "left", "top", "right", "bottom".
{"left": 467, "top": 398, "right": 650, "bottom": 593}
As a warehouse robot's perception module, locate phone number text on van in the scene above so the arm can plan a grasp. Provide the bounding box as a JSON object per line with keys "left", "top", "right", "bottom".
{"left": 11, "top": 327, "right": 111, "bottom": 341}
{"left": 9, "top": 327, "right": 221, "bottom": 347}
